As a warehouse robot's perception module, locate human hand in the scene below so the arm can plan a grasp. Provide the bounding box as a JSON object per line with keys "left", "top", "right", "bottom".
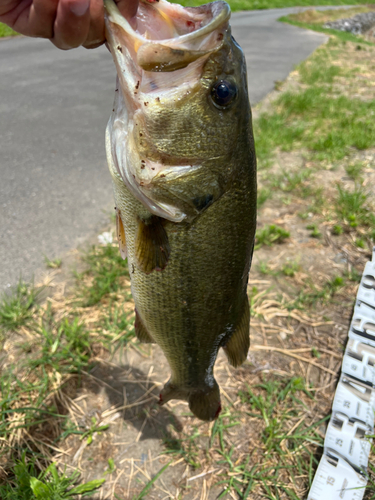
{"left": 0, "top": 0, "right": 138, "bottom": 49}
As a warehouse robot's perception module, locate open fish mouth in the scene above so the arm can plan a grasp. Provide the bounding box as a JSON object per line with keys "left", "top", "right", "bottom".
{"left": 104, "top": 0, "right": 230, "bottom": 74}
{"left": 104, "top": 0, "right": 232, "bottom": 222}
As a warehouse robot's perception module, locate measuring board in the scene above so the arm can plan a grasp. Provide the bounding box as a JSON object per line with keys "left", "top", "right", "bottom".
{"left": 307, "top": 247, "right": 375, "bottom": 500}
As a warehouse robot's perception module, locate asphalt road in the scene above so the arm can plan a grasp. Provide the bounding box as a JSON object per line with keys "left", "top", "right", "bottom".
{"left": 0, "top": 8, "right": 327, "bottom": 291}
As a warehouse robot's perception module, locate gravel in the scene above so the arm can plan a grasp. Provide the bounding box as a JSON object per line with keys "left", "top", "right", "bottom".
{"left": 324, "top": 12, "right": 375, "bottom": 35}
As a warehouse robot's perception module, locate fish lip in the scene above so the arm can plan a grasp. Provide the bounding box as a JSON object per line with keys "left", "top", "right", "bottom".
{"left": 104, "top": 0, "right": 230, "bottom": 49}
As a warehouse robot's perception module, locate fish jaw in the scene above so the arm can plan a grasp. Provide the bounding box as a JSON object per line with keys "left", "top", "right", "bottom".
{"left": 104, "top": 0, "right": 231, "bottom": 222}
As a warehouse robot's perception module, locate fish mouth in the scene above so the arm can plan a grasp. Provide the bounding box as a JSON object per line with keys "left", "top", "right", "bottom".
{"left": 104, "top": 0, "right": 231, "bottom": 222}
{"left": 104, "top": 0, "right": 230, "bottom": 74}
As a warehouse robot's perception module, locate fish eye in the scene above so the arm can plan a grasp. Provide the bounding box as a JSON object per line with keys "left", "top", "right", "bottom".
{"left": 210, "top": 80, "right": 237, "bottom": 109}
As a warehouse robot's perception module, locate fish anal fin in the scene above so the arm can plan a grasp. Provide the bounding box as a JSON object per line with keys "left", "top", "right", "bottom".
{"left": 158, "top": 381, "right": 187, "bottom": 406}
{"left": 134, "top": 309, "right": 155, "bottom": 344}
{"left": 135, "top": 216, "right": 170, "bottom": 274}
{"left": 223, "top": 295, "right": 250, "bottom": 368}
{"left": 188, "top": 381, "right": 221, "bottom": 421}
{"left": 116, "top": 208, "right": 127, "bottom": 260}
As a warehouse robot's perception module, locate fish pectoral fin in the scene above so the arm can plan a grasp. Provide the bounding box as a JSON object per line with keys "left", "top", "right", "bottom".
{"left": 223, "top": 295, "right": 250, "bottom": 368}
{"left": 188, "top": 381, "right": 221, "bottom": 422}
{"left": 116, "top": 208, "right": 127, "bottom": 260}
{"left": 135, "top": 215, "right": 171, "bottom": 274}
{"left": 134, "top": 309, "right": 155, "bottom": 343}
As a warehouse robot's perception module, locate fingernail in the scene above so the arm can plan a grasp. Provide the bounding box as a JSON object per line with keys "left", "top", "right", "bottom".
{"left": 69, "top": 0, "right": 90, "bottom": 16}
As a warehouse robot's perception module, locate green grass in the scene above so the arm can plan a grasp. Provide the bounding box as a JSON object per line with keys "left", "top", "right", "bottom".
{"left": 0, "top": 241, "right": 136, "bottom": 498}
{"left": 290, "top": 275, "right": 345, "bottom": 309}
{"left": 255, "top": 224, "right": 290, "bottom": 249}
{"left": 0, "top": 281, "right": 39, "bottom": 333}
{"left": 0, "top": 22, "right": 19, "bottom": 38}
{"left": 172, "top": 0, "right": 372, "bottom": 11}
{"left": 255, "top": 61, "right": 375, "bottom": 170}
{"left": 280, "top": 16, "right": 375, "bottom": 45}
{"left": 335, "top": 184, "right": 375, "bottom": 234}
{"left": 240, "top": 377, "right": 314, "bottom": 453}
{"left": 29, "top": 315, "right": 92, "bottom": 373}
{"left": 257, "top": 187, "right": 271, "bottom": 208}
{"left": 44, "top": 256, "right": 62, "bottom": 269}
{"left": 76, "top": 244, "right": 130, "bottom": 307}
{"left": 306, "top": 223, "right": 322, "bottom": 238}
{"left": 0, "top": 454, "right": 104, "bottom": 499}
{"left": 281, "top": 260, "right": 300, "bottom": 277}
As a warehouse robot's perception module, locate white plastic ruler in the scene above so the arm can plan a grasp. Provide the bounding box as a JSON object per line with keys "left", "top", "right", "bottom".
{"left": 307, "top": 247, "right": 375, "bottom": 500}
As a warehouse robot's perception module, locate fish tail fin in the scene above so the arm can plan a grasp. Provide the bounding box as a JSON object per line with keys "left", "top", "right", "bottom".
{"left": 188, "top": 381, "right": 221, "bottom": 421}
{"left": 223, "top": 294, "right": 250, "bottom": 367}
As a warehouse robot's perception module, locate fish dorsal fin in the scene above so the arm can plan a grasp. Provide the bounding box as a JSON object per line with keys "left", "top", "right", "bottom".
{"left": 135, "top": 215, "right": 171, "bottom": 274}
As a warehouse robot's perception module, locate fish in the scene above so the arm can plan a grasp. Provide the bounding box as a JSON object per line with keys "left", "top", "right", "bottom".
{"left": 104, "top": 0, "right": 257, "bottom": 421}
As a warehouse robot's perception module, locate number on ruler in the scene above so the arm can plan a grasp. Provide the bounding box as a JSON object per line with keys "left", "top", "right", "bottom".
{"left": 327, "top": 476, "right": 335, "bottom": 485}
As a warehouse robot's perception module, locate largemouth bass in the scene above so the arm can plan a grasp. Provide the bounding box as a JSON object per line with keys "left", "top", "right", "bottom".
{"left": 104, "top": 0, "right": 256, "bottom": 421}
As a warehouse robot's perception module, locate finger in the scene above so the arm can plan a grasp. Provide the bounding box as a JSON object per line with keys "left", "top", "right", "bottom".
{"left": 82, "top": 0, "right": 139, "bottom": 49}
{"left": 27, "top": 0, "right": 59, "bottom": 38}
{"left": 115, "top": 0, "right": 138, "bottom": 20}
{"left": 82, "top": 0, "right": 105, "bottom": 49}
{"left": 52, "top": 0, "right": 91, "bottom": 49}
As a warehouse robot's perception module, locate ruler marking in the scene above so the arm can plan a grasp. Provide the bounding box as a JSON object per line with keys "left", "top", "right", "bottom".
{"left": 307, "top": 247, "right": 375, "bottom": 500}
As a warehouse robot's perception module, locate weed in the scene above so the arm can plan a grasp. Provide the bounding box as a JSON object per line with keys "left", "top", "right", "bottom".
{"left": 134, "top": 462, "right": 171, "bottom": 500}
{"left": 258, "top": 261, "right": 274, "bottom": 275}
{"left": 274, "top": 169, "right": 311, "bottom": 193}
{"left": 80, "top": 416, "right": 110, "bottom": 445}
{"left": 163, "top": 426, "right": 201, "bottom": 468}
{"left": 255, "top": 225, "right": 290, "bottom": 250}
{"left": 257, "top": 187, "right": 271, "bottom": 208}
{"left": 335, "top": 184, "right": 375, "bottom": 233}
{"left": 282, "top": 260, "right": 300, "bottom": 277}
{"left": 0, "top": 453, "right": 105, "bottom": 499}
{"left": 0, "top": 281, "right": 39, "bottom": 332}
{"left": 345, "top": 162, "right": 364, "bottom": 180}
{"left": 355, "top": 238, "right": 366, "bottom": 249}
{"left": 306, "top": 223, "right": 322, "bottom": 238}
{"left": 30, "top": 316, "right": 92, "bottom": 373}
{"left": 100, "top": 302, "right": 135, "bottom": 355}
{"left": 291, "top": 275, "right": 345, "bottom": 309}
{"left": 78, "top": 244, "right": 129, "bottom": 307}
{"left": 44, "top": 256, "right": 62, "bottom": 269}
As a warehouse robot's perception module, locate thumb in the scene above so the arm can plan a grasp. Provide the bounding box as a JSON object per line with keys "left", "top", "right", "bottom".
{"left": 115, "top": 0, "right": 138, "bottom": 21}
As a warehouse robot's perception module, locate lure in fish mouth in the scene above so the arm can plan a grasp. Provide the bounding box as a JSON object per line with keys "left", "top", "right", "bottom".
{"left": 104, "top": 0, "right": 257, "bottom": 421}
